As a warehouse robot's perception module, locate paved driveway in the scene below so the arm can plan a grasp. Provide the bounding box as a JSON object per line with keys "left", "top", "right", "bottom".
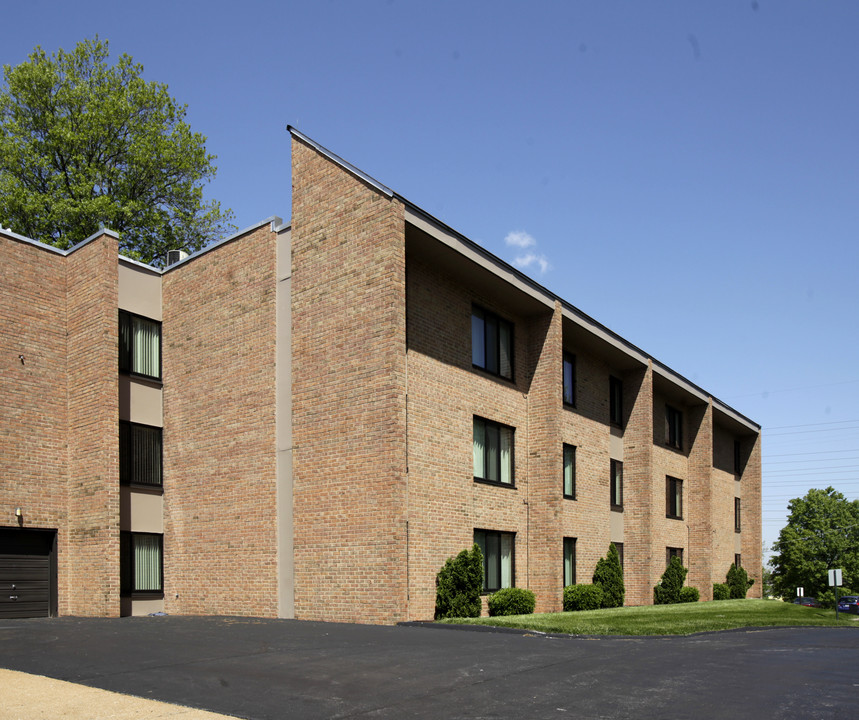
{"left": 0, "top": 617, "right": 856, "bottom": 719}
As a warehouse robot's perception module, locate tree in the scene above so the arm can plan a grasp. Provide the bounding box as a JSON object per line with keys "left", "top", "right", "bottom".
{"left": 0, "top": 37, "right": 234, "bottom": 266}
{"left": 770, "top": 487, "right": 859, "bottom": 600}
{"left": 593, "top": 543, "right": 625, "bottom": 608}
{"left": 726, "top": 563, "right": 754, "bottom": 599}
{"left": 654, "top": 557, "right": 687, "bottom": 605}
{"left": 434, "top": 544, "right": 484, "bottom": 619}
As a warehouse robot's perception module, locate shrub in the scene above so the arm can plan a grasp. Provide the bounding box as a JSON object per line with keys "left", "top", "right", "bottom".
{"left": 679, "top": 586, "right": 700, "bottom": 603}
{"left": 654, "top": 557, "right": 688, "bottom": 605}
{"left": 487, "top": 587, "right": 536, "bottom": 616}
{"left": 818, "top": 587, "right": 854, "bottom": 610}
{"left": 593, "top": 543, "right": 625, "bottom": 608}
{"left": 563, "top": 584, "right": 604, "bottom": 611}
{"left": 712, "top": 583, "right": 730, "bottom": 600}
{"left": 435, "top": 543, "right": 484, "bottom": 619}
{"left": 726, "top": 564, "right": 754, "bottom": 599}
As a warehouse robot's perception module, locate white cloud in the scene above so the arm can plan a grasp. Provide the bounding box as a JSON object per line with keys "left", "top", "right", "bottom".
{"left": 504, "top": 230, "right": 536, "bottom": 249}
{"left": 514, "top": 252, "right": 551, "bottom": 275}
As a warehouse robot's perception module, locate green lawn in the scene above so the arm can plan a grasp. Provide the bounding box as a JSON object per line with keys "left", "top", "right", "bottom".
{"left": 439, "top": 599, "right": 859, "bottom": 636}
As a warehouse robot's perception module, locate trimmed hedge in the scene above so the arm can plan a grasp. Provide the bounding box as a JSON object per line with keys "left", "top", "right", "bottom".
{"left": 713, "top": 583, "right": 730, "bottom": 600}
{"left": 563, "top": 584, "right": 604, "bottom": 611}
{"left": 488, "top": 587, "right": 536, "bottom": 616}
{"left": 593, "top": 543, "right": 625, "bottom": 608}
{"left": 679, "top": 586, "right": 700, "bottom": 603}
{"left": 435, "top": 544, "right": 483, "bottom": 619}
{"left": 654, "top": 557, "right": 688, "bottom": 605}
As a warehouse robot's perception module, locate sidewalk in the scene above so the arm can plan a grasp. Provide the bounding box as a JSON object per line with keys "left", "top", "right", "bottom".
{"left": 0, "top": 670, "right": 237, "bottom": 720}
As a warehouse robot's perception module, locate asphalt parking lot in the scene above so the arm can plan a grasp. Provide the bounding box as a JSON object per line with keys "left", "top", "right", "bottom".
{"left": 0, "top": 616, "right": 856, "bottom": 719}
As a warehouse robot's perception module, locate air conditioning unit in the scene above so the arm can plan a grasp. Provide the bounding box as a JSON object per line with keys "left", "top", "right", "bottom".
{"left": 166, "top": 249, "right": 188, "bottom": 266}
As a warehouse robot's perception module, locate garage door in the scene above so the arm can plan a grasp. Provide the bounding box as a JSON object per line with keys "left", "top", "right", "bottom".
{"left": 0, "top": 528, "right": 57, "bottom": 618}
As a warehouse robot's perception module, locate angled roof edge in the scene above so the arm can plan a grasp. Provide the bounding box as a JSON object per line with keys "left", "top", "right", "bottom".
{"left": 287, "top": 127, "right": 760, "bottom": 433}
{"left": 1, "top": 227, "right": 120, "bottom": 256}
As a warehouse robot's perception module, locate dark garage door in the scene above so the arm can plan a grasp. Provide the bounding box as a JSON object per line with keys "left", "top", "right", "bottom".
{"left": 0, "top": 528, "right": 57, "bottom": 618}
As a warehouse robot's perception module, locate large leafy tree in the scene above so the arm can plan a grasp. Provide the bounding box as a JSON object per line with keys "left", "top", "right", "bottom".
{"left": 0, "top": 37, "right": 234, "bottom": 265}
{"left": 770, "top": 487, "right": 859, "bottom": 599}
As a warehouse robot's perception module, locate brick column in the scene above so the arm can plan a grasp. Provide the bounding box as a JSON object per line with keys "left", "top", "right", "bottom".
{"left": 687, "top": 401, "right": 713, "bottom": 599}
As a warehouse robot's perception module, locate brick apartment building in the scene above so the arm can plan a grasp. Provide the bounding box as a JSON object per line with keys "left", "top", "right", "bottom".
{"left": 0, "top": 128, "right": 761, "bottom": 622}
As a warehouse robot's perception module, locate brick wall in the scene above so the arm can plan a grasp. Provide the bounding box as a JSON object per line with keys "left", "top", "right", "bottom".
{"left": 162, "top": 225, "right": 279, "bottom": 617}
{"left": 291, "top": 137, "right": 408, "bottom": 623}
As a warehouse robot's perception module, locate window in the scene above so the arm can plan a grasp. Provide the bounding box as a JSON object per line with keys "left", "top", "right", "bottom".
{"left": 563, "top": 352, "right": 576, "bottom": 407}
{"left": 121, "top": 532, "right": 163, "bottom": 594}
{"left": 563, "top": 537, "right": 576, "bottom": 587}
{"left": 609, "top": 376, "right": 623, "bottom": 427}
{"left": 610, "top": 459, "right": 623, "bottom": 510}
{"left": 119, "top": 310, "right": 162, "bottom": 380}
{"left": 734, "top": 497, "right": 741, "bottom": 533}
{"left": 471, "top": 306, "right": 513, "bottom": 380}
{"left": 734, "top": 440, "right": 742, "bottom": 475}
{"left": 666, "top": 476, "right": 683, "bottom": 519}
{"left": 474, "top": 530, "right": 514, "bottom": 592}
{"left": 613, "top": 542, "right": 624, "bottom": 571}
{"left": 666, "top": 405, "right": 682, "bottom": 449}
{"left": 667, "top": 547, "right": 684, "bottom": 566}
{"left": 473, "top": 417, "right": 514, "bottom": 486}
{"left": 120, "top": 421, "right": 163, "bottom": 487}
{"left": 563, "top": 444, "right": 576, "bottom": 499}
{"left": 734, "top": 554, "right": 742, "bottom": 568}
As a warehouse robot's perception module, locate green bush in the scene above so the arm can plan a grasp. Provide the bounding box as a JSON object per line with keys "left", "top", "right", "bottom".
{"left": 818, "top": 587, "right": 855, "bottom": 610}
{"left": 563, "top": 584, "right": 604, "bottom": 611}
{"left": 654, "top": 557, "right": 688, "bottom": 605}
{"left": 713, "top": 583, "right": 730, "bottom": 600}
{"left": 679, "top": 586, "right": 700, "bottom": 603}
{"left": 435, "top": 543, "right": 484, "bottom": 619}
{"left": 487, "top": 587, "right": 536, "bottom": 616}
{"left": 726, "top": 564, "right": 754, "bottom": 599}
{"left": 593, "top": 543, "right": 625, "bottom": 608}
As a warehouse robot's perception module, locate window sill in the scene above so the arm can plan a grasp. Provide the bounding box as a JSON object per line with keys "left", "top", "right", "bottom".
{"left": 563, "top": 494, "right": 576, "bottom": 501}
{"left": 471, "top": 364, "right": 515, "bottom": 385}
{"left": 666, "top": 515, "right": 683, "bottom": 521}
{"left": 120, "top": 371, "right": 163, "bottom": 386}
{"left": 121, "top": 591, "right": 164, "bottom": 598}
{"left": 122, "top": 483, "right": 164, "bottom": 495}
{"left": 474, "top": 477, "right": 516, "bottom": 490}
{"left": 611, "top": 505, "right": 624, "bottom": 513}
{"left": 563, "top": 401, "right": 577, "bottom": 411}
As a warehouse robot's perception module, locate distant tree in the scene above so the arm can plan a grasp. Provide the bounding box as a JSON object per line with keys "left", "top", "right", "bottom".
{"left": 770, "top": 487, "right": 859, "bottom": 600}
{"left": 592, "top": 543, "right": 625, "bottom": 608}
{"left": 0, "top": 36, "right": 234, "bottom": 265}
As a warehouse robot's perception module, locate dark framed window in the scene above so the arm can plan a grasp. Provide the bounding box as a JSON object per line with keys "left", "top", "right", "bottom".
{"left": 471, "top": 306, "right": 513, "bottom": 380}
{"left": 610, "top": 459, "right": 623, "bottom": 510}
{"left": 121, "top": 532, "right": 163, "bottom": 594}
{"left": 666, "top": 405, "right": 682, "bottom": 450}
{"left": 734, "top": 440, "right": 742, "bottom": 475}
{"left": 119, "top": 310, "right": 162, "bottom": 380}
{"left": 563, "top": 444, "right": 576, "bottom": 499}
{"left": 613, "top": 542, "right": 624, "bottom": 571}
{"left": 120, "top": 421, "right": 163, "bottom": 488}
{"left": 734, "top": 497, "right": 741, "bottom": 533}
{"left": 473, "top": 417, "right": 514, "bottom": 486}
{"left": 563, "top": 352, "right": 576, "bottom": 407}
{"left": 563, "top": 537, "right": 576, "bottom": 587}
{"left": 734, "top": 553, "right": 742, "bottom": 568}
{"left": 609, "top": 376, "right": 623, "bottom": 427}
{"left": 666, "top": 476, "right": 683, "bottom": 519}
{"left": 474, "top": 529, "right": 514, "bottom": 592}
{"left": 667, "top": 547, "right": 684, "bottom": 566}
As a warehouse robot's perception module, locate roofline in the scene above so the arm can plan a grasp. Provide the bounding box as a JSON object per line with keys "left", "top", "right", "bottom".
{"left": 0, "top": 227, "right": 120, "bottom": 256}
{"left": 287, "top": 126, "right": 760, "bottom": 433}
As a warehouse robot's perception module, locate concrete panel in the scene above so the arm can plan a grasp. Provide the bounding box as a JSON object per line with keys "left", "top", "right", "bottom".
{"left": 609, "top": 428, "right": 623, "bottom": 460}
{"left": 118, "top": 377, "right": 163, "bottom": 426}
{"left": 130, "top": 491, "right": 164, "bottom": 534}
{"left": 118, "top": 261, "right": 162, "bottom": 320}
{"left": 610, "top": 511, "right": 624, "bottom": 543}
{"left": 131, "top": 596, "right": 164, "bottom": 616}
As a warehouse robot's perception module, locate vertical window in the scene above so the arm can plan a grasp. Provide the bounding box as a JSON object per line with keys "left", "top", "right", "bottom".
{"left": 666, "top": 547, "right": 684, "bottom": 566}
{"left": 563, "top": 537, "right": 577, "bottom": 587}
{"left": 473, "top": 417, "right": 514, "bottom": 486}
{"left": 563, "top": 352, "right": 576, "bottom": 407}
{"left": 471, "top": 306, "right": 513, "bottom": 380}
{"left": 121, "top": 532, "right": 163, "bottom": 594}
{"left": 474, "top": 530, "right": 514, "bottom": 592}
{"left": 613, "top": 542, "right": 624, "bottom": 571}
{"left": 119, "top": 310, "right": 162, "bottom": 380}
{"left": 666, "top": 405, "right": 682, "bottom": 449}
{"left": 666, "top": 476, "right": 683, "bottom": 519}
{"left": 610, "top": 459, "right": 623, "bottom": 510}
{"left": 563, "top": 444, "right": 576, "bottom": 499}
{"left": 734, "top": 497, "right": 741, "bottom": 532}
{"left": 120, "top": 421, "right": 163, "bottom": 487}
{"left": 609, "top": 376, "right": 623, "bottom": 427}
{"left": 734, "top": 553, "right": 742, "bottom": 568}
{"left": 734, "top": 440, "right": 742, "bottom": 474}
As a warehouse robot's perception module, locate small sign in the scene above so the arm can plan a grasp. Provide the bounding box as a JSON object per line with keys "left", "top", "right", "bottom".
{"left": 797, "top": 587, "right": 804, "bottom": 596}
{"left": 828, "top": 569, "right": 843, "bottom": 587}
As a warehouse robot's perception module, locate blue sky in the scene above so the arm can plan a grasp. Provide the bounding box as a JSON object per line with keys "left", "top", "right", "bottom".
{"left": 6, "top": 1, "right": 859, "bottom": 567}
